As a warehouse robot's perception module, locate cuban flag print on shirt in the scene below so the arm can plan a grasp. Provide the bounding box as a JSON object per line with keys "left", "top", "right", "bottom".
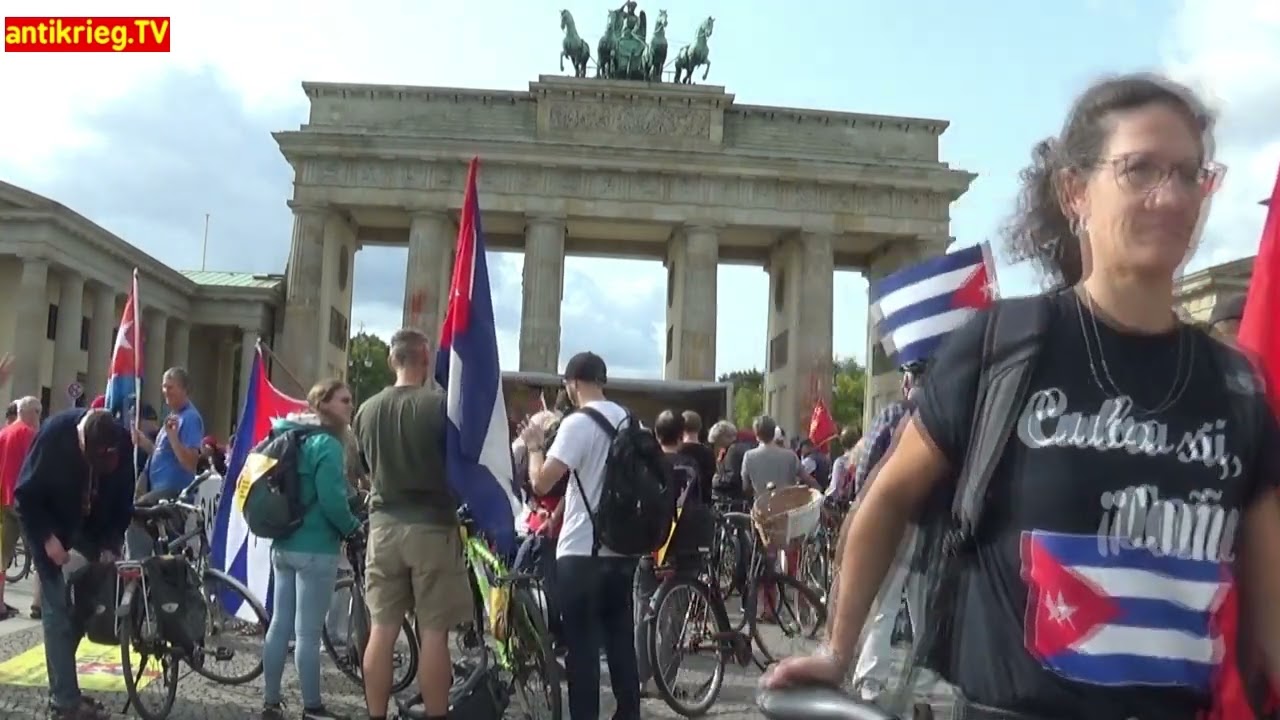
{"left": 211, "top": 346, "right": 307, "bottom": 617}
{"left": 1021, "top": 530, "right": 1231, "bottom": 691}
{"left": 104, "top": 270, "right": 143, "bottom": 417}
{"left": 434, "top": 158, "right": 522, "bottom": 557}
{"left": 868, "top": 242, "right": 995, "bottom": 367}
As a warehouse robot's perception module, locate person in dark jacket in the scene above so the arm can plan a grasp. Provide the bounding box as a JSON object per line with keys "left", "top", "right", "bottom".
{"left": 16, "top": 408, "right": 133, "bottom": 720}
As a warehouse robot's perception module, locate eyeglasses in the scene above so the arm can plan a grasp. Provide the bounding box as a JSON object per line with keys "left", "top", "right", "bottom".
{"left": 1101, "top": 153, "right": 1227, "bottom": 196}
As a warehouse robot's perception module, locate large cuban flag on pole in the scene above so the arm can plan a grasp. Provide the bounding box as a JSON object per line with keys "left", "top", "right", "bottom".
{"left": 104, "top": 270, "right": 143, "bottom": 477}
{"left": 434, "top": 158, "right": 521, "bottom": 557}
{"left": 211, "top": 345, "right": 308, "bottom": 617}
{"left": 868, "top": 242, "right": 996, "bottom": 367}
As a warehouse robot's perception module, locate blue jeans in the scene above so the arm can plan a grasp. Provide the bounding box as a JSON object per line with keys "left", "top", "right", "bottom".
{"left": 557, "top": 555, "right": 640, "bottom": 720}
{"left": 35, "top": 555, "right": 82, "bottom": 711}
{"left": 263, "top": 549, "right": 340, "bottom": 709}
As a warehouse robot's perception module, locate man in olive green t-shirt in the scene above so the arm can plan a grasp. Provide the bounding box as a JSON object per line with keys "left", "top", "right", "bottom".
{"left": 352, "top": 328, "right": 471, "bottom": 720}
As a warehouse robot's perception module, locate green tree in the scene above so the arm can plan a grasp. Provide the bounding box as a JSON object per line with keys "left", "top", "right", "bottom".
{"left": 830, "top": 357, "right": 866, "bottom": 431}
{"left": 717, "top": 357, "right": 866, "bottom": 433}
{"left": 347, "top": 331, "right": 394, "bottom": 405}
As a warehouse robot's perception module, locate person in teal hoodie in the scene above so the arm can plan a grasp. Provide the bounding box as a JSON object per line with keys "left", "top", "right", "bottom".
{"left": 260, "top": 379, "right": 361, "bottom": 720}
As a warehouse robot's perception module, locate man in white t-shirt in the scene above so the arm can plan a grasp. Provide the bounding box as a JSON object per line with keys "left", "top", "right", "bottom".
{"left": 521, "top": 352, "right": 640, "bottom": 720}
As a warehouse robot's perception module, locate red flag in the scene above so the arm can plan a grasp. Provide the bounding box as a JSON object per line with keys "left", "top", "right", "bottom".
{"left": 808, "top": 400, "right": 838, "bottom": 449}
{"left": 104, "top": 270, "right": 142, "bottom": 416}
{"left": 1204, "top": 163, "right": 1280, "bottom": 720}
{"left": 1238, "top": 163, "right": 1280, "bottom": 414}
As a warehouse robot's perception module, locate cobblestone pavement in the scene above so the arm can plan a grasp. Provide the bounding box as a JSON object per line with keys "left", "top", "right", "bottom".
{"left": 0, "top": 576, "right": 953, "bottom": 719}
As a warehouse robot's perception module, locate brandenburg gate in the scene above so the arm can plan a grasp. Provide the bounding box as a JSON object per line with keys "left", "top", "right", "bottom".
{"left": 270, "top": 5, "right": 974, "bottom": 434}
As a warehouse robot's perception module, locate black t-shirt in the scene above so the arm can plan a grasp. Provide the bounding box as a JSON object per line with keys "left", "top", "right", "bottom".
{"left": 716, "top": 439, "right": 756, "bottom": 497}
{"left": 679, "top": 441, "right": 717, "bottom": 506}
{"left": 916, "top": 291, "right": 1280, "bottom": 720}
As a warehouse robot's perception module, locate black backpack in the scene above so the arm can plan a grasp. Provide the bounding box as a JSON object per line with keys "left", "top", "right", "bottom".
{"left": 239, "top": 427, "right": 319, "bottom": 540}
{"left": 905, "top": 293, "right": 1269, "bottom": 700}
{"left": 572, "top": 407, "right": 676, "bottom": 556}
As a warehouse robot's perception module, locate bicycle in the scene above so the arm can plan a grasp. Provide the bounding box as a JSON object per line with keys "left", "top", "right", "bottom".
{"left": 118, "top": 498, "right": 270, "bottom": 719}
{"left": 6, "top": 534, "right": 30, "bottom": 583}
{"left": 320, "top": 515, "right": 420, "bottom": 694}
{"left": 644, "top": 497, "right": 827, "bottom": 716}
{"left": 456, "top": 506, "right": 561, "bottom": 720}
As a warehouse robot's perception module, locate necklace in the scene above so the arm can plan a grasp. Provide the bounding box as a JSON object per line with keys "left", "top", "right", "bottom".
{"left": 1073, "top": 290, "right": 1194, "bottom": 417}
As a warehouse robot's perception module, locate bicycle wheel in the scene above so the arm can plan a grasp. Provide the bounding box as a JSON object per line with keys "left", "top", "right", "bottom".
{"left": 648, "top": 576, "right": 730, "bottom": 717}
{"left": 505, "top": 585, "right": 561, "bottom": 720}
{"left": 320, "top": 576, "right": 419, "bottom": 693}
{"left": 5, "top": 536, "right": 29, "bottom": 583}
{"left": 120, "top": 600, "right": 180, "bottom": 720}
{"left": 746, "top": 573, "right": 826, "bottom": 665}
{"left": 711, "top": 525, "right": 743, "bottom": 600}
{"left": 187, "top": 568, "right": 269, "bottom": 685}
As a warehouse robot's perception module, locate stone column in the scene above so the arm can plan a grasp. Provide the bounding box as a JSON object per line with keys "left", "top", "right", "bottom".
{"left": 763, "top": 231, "right": 835, "bottom": 435}
{"left": 168, "top": 318, "right": 191, "bottom": 372}
{"left": 87, "top": 282, "right": 117, "bottom": 404}
{"left": 11, "top": 258, "right": 49, "bottom": 399}
{"left": 519, "top": 215, "right": 566, "bottom": 373}
{"left": 238, "top": 327, "right": 257, "bottom": 411}
{"left": 280, "top": 203, "right": 329, "bottom": 388}
{"left": 143, "top": 309, "right": 168, "bottom": 412}
{"left": 664, "top": 224, "right": 719, "bottom": 380}
{"left": 404, "top": 209, "right": 453, "bottom": 338}
{"left": 50, "top": 269, "right": 85, "bottom": 412}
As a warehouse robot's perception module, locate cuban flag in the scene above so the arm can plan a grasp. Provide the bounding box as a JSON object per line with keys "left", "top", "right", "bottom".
{"left": 1021, "top": 530, "right": 1231, "bottom": 691}
{"left": 434, "top": 158, "right": 521, "bottom": 557}
{"left": 869, "top": 242, "right": 996, "bottom": 367}
{"left": 210, "top": 345, "right": 307, "bottom": 617}
{"left": 104, "top": 269, "right": 142, "bottom": 417}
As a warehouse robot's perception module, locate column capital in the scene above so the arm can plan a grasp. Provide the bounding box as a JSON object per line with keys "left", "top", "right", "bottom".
{"left": 286, "top": 200, "right": 331, "bottom": 216}
{"left": 525, "top": 213, "right": 566, "bottom": 227}
{"left": 683, "top": 222, "right": 722, "bottom": 234}
{"left": 407, "top": 207, "right": 451, "bottom": 222}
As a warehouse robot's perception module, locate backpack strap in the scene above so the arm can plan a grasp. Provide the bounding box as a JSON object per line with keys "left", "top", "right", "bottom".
{"left": 947, "top": 293, "right": 1054, "bottom": 551}
{"left": 566, "top": 406, "right": 625, "bottom": 557}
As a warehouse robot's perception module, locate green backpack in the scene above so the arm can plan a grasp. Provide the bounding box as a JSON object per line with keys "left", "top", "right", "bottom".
{"left": 237, "top": 427, "right": 318, "bottom": 540}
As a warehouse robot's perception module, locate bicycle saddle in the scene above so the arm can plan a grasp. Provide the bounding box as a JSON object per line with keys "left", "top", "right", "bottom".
{"left": 757, "top": 686, "right": 898, "bottom": 720}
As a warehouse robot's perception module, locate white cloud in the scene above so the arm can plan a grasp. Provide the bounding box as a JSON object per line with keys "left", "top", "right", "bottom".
{"left": 1163, "top": 0, "right": 1280, "bottom": 271}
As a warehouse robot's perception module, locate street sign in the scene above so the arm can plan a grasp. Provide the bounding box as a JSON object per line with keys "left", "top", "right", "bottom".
{"left": 67, "top": 382, "right": 84, "bottom": 400}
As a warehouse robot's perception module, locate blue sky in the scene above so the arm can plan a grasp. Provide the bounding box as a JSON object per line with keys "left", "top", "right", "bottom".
{"left": 2, "top": 0, "right": 1275, "bottom": 378}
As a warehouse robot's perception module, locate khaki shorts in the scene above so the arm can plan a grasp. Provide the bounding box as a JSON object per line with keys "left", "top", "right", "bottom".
{"left": 1, "top": 506, "right": 19, "bottom": 570}
{"left": 364, "top": 520, "right": 474, "bottom": 632}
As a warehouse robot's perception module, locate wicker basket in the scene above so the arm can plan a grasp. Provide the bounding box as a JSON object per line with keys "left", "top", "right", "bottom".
{"left": 751, "top": 486, "right": 823, "bottom": 546}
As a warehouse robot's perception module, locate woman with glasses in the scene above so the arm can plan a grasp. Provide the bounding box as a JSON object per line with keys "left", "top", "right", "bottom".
{"left": 765, "top": 73, "right": 1280, "bottom": 720}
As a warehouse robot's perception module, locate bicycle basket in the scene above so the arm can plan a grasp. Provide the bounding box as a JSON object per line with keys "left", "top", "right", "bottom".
{"left": 751, "top": 487, "right": 823, "bottom": 546}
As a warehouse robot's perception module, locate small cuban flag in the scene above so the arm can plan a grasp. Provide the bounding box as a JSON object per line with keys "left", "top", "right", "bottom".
{"left": 868, "top": 242, "right": 996, "bottom": 367}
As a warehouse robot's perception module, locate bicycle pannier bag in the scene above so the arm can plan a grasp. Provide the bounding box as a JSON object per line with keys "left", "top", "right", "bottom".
{"left": 143, "top": 556, "right": 207, "bottom": 654}
{"left": 68, "top": 561, "right": 122, "bottom": 645}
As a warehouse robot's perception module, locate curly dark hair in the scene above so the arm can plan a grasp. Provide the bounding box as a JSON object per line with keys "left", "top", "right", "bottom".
{"left": 1002, "top": 73, "right": 1214, "bottom": 288}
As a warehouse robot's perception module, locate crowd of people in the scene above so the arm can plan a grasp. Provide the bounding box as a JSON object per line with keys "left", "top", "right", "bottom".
{"left": 1, "top": 68, "right": 1275, "bottom": 720}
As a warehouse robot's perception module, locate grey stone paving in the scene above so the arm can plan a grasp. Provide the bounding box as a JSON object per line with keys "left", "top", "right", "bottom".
{"left": 0, "top": 575, "right": 954, "bottom": 719}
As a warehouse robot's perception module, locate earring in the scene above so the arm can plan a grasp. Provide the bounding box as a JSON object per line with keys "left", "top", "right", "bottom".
{"left": 1070, "top": 215, "right": 1089, "bottom": 241}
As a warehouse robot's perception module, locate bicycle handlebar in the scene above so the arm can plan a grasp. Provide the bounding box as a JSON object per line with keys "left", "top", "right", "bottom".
{"left": 757, "top": 686, "right": 898, "bottom": 720}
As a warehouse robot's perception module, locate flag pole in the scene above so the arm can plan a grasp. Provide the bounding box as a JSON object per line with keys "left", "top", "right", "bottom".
{"left": 131, "top": 268, "right": 142, "bottom": 483}
{"left": 255, "top": 341, "right": 306, "bottom": 396}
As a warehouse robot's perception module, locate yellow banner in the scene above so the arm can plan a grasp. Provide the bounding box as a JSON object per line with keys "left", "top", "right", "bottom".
{"left": 232, "top": 453, "right": 278, "bottom": 511}
{"left": 655, "top": 509, "right": 681, "bottom": 566}
{"left": 0, "top": 640, "right": 159, "bottom": 691}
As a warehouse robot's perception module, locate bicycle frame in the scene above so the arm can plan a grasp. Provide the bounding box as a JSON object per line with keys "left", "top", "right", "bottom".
{"left": 459, "top": 524, "right": 519, "bottom": 669}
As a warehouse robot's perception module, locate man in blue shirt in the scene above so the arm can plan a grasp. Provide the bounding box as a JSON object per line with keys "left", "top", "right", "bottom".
{"left": 16, "top": 408, "right": 134, "bottom": 720}
{"left": 132, "top": 367, "right": 202, "bottom": 500}
{"left": 126, "top": 368, "right": 202, "bottom": 558}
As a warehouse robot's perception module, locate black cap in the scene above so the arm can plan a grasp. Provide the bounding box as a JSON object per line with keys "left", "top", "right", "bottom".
{"left": 563, "top": 352, "right": 607, "bottom": 384}
{"left": 1210, "top": 294, "right": 1246, "bottom": 326}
